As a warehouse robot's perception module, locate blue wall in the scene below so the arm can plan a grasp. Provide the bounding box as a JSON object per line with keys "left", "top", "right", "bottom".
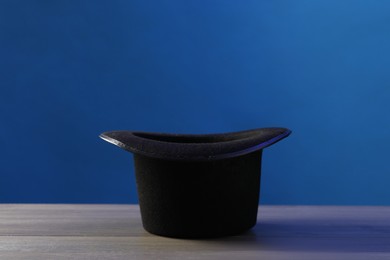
{"left": 1, "top": 1, "right": 390, "bottom": 204}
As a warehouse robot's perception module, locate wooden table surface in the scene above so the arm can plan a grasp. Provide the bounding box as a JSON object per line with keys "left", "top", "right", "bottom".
{"left": 0, "top": 205, "right": 389, "bottom": 259}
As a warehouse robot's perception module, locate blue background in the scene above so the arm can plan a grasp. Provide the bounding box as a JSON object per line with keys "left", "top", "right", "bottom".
{"left": 1, "top": 0, "right": 390, "bottom": 204}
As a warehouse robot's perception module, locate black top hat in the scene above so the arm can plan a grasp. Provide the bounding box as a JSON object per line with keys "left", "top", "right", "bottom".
{"left": 100, "top": 127, "right": 291, "bottom": 238}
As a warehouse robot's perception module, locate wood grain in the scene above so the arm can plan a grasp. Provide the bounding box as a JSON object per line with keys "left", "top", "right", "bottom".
{"left": 0, "top": 205, "right": 389, "bottom": 259}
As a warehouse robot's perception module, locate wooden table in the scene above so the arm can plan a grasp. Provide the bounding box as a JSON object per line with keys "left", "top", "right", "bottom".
{"left": 0, "top": 205, "right": 389, "bottom": 259}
